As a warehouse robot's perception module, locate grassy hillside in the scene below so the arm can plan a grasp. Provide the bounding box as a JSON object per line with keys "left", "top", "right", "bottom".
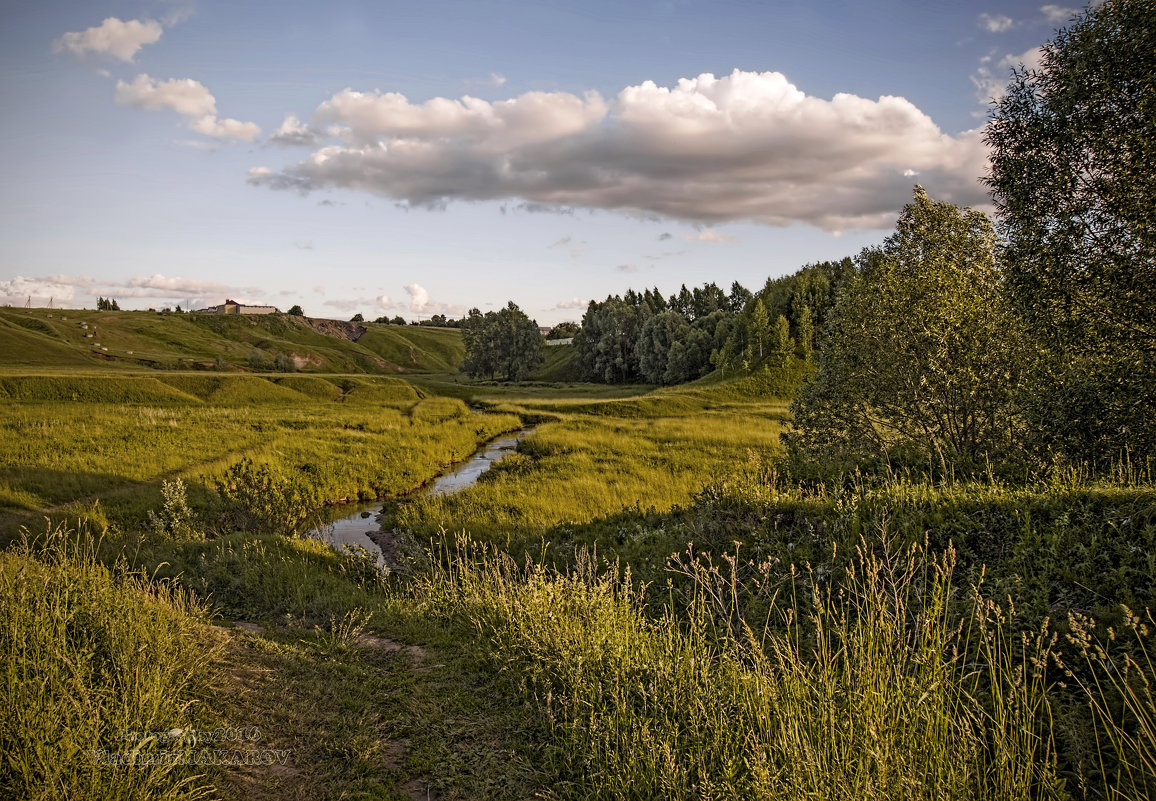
{"left": 530, "top": 343, "right": 580, "bottom": 381}
{"left": 0, "top": 308, "right": 464, "bottom": 375}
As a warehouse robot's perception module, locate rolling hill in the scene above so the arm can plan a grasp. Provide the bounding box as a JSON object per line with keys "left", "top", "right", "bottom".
{"left": 0, "top": 308, "right": 464, "bottom": 375}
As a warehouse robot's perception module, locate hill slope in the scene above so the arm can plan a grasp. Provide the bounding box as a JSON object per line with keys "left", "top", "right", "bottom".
{"left": 0, "top": 308, "right": 464, "bottom": 375}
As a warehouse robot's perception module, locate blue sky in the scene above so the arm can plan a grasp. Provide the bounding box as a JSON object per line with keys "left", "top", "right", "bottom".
{"left": 0, "top": 1, "right": 1083, "bottom": 323}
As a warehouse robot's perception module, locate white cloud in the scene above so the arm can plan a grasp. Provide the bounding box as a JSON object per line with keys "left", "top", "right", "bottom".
{"left": 376, "top": 295, "right": 392, "bottom": 308}
{"left": 115, "top": 74, "right": 260, "bottom": 141}
{"left": 125, "top": 274, "right": 233, "bottom": 294}
{"left": 616, "top": 263, "right": 638, "bottom": 272}
{"left": 555, "top": 297, "right": 588, "bottom": 310}
{"left": 489, "top": 72, "right": 507, "bottom": 87}
{"left": 547, "top": 236, "right": 572, "bottom": 248}
{"left": 54, "top": 17, "right": 163, "bottom": 62}
{"left": 971, "top": 47, "right": 1046, "bottom": 105}
{"left": 323, "top": 299, "right": 363, "bottom": 312}
{"left": 403, "top": 283, "right": 464, "bottom": 316}
{"left": 193, "top": 115, "right": 261, "bottom": 141}
{"left": 683, "top": 230, "right": 735, "bottom": 243}
{"left": 0, "top": 273, "right": 258, "bottom": 309}
{"left": 0, "top": 275, "right": 80, "bottom": 306}
{"left": 115, "top": 74, "right": 216, "bottom": 117}
{"left": 250, "top": 70, "right": 990, "bottom": 231}
{"left": 1040, "top": 4, "right": 1078, "bottom": 23}
{"left": 978, "top": 13, "right": 1016, "bottom": 32}
{"left": 268, "top": 114, "right": 321, "bottom": 147}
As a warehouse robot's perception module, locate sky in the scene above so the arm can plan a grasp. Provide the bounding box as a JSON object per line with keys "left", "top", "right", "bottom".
{"left": 0, "top": 0, "right": 1084, "bottom": 324}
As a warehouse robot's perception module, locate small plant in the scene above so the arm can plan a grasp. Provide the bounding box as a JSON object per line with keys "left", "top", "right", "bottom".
{"left": 147, "top": 478, "right": 202, "bottom": 540}
{"left": 215, "top": 459, "right": 319, "bottom": 536}
{"left": 306, "top": 607, "right": 373, "bottom": 659}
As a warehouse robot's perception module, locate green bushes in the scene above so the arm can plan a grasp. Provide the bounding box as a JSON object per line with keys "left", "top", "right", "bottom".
{"left": 0, "top": 525, "right": 219, "bottom": 800}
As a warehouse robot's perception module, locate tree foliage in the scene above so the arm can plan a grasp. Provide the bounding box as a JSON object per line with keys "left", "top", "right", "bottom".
{"left": 985, "top": 0, "right": 1156, "bottom": 462}
{"left": 573, "top": 283, "right": 745, "bottom": 384}
{"left": 461, "top": 302, "right": 544, "bottom": 381}
{"left": 287, "top": 304, "right": 304, "bottom": 316}
{"left": 788, "top": 187, "right": 1025, "bottom": 470}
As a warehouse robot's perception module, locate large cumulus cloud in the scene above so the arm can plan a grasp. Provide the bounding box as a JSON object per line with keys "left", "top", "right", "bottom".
{"left": 248, "top": 69, "right": 990, "bottom": 231}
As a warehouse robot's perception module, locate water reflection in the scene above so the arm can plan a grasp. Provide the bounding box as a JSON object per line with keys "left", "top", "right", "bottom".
{"left": 306, "top": 426, "right": 533, "bottom": 565}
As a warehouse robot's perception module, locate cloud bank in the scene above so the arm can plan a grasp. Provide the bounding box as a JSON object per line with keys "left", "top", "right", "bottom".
{"left": 0, "top": 273, "right": 259, "bottom": 308}
{"left": 249, "top": 70, "right": 989, "bottom": 231}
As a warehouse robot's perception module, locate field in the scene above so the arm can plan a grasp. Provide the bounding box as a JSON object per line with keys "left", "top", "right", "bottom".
{"left": 2, "top": 335, "right": 1155, "bottom": 800}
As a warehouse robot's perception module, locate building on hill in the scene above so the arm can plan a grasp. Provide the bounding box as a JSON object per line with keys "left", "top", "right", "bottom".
{"left": 194, "top": 299, "right": 279, "bottom": 315}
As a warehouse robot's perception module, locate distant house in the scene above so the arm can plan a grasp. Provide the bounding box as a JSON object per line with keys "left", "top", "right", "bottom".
{"left": 194, "top": 298, "right": 279, "bottom": 315}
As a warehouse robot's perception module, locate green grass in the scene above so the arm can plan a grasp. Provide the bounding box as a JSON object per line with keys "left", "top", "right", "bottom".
{"left": 412, "top": 535, "right": 1064, "bottom": 800}
{"left": 393, "top": 387, "right": 791, "bottom": 542}
{"left": 0, "top": 373, "right": 519, "bottom": 538}
{"left": 5, "top": 361, "right": 1156, "bottom": 799}
{"left": 0, "top": 307, "right": 466, "bottom": 375}
{"left": 529, "top": 343, "right": 580, "bottom": 382}
{"left": 1, "top": 524, "right": 222, "bottom": 800}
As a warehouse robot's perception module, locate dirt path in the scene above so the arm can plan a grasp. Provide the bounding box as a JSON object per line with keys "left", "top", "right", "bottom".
{"left": 210, "top": 619, "right": 540, "bottom": 800}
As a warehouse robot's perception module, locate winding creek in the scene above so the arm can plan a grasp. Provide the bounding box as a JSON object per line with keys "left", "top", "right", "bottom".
{"left": 305, "top": 427, "right": 533, "bottom": 566}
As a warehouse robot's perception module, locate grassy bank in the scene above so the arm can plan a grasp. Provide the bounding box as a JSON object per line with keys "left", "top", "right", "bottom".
{"left": 1, "top": 525, "right": 222, "bottom": 800}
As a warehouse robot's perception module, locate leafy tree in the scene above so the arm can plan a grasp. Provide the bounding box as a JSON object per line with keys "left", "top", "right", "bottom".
{"left": 746, "top": 299, "right": 770, "bottom": 362}
{"left": 287, "top": 304, "right": 304, "bottom": 316}
{"left": 636, "top": 311, "right": 690, "bottom": 384}
{"left": 985, "top": 0, "right": 1156, "bottom": 462}
{"left": 350, "top": 313, "right": 364, "bottom": 323}
{"left": 788, "top": 187, "right": 1026, "bottom": 471}
{"left": 769, "top": 314, "right": 792, "bottom": 367}
{"left": 574, "top": 296, "right": 648, "bottom": 383}
{"left": 728, "top": 281, "right": 753, "bottom": 314}
{"left": 796, "top": 304, "right": 814, "bottom": 359}
{"left": 461, "top": 302, "right": 543, "bottom": 381}
{"left": 391, "top": 315, "right": 406, "bottom": 325}
{"left": 545, "top": 321, "right": 580, "bottom": 339}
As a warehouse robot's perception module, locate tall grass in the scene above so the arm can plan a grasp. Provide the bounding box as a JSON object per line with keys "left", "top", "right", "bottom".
{"left": 0, "top": 523, "right": 220, "bottom": 800}
{"left": 412, "top": 535, "right": 1065, "bottom": 800}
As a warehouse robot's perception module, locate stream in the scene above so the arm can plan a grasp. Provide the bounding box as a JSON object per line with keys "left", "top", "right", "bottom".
{"left": 305, "top": 427, "right": 533, "bottom": 567}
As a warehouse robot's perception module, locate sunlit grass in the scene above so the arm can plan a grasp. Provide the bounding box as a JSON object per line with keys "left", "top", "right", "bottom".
{"left": 396, "top": 404, "right": 788, "bottom": 541}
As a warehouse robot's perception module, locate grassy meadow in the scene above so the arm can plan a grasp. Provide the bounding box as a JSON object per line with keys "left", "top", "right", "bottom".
{"left": 2, "top": 325, "right": 1155, "bottom": 799}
